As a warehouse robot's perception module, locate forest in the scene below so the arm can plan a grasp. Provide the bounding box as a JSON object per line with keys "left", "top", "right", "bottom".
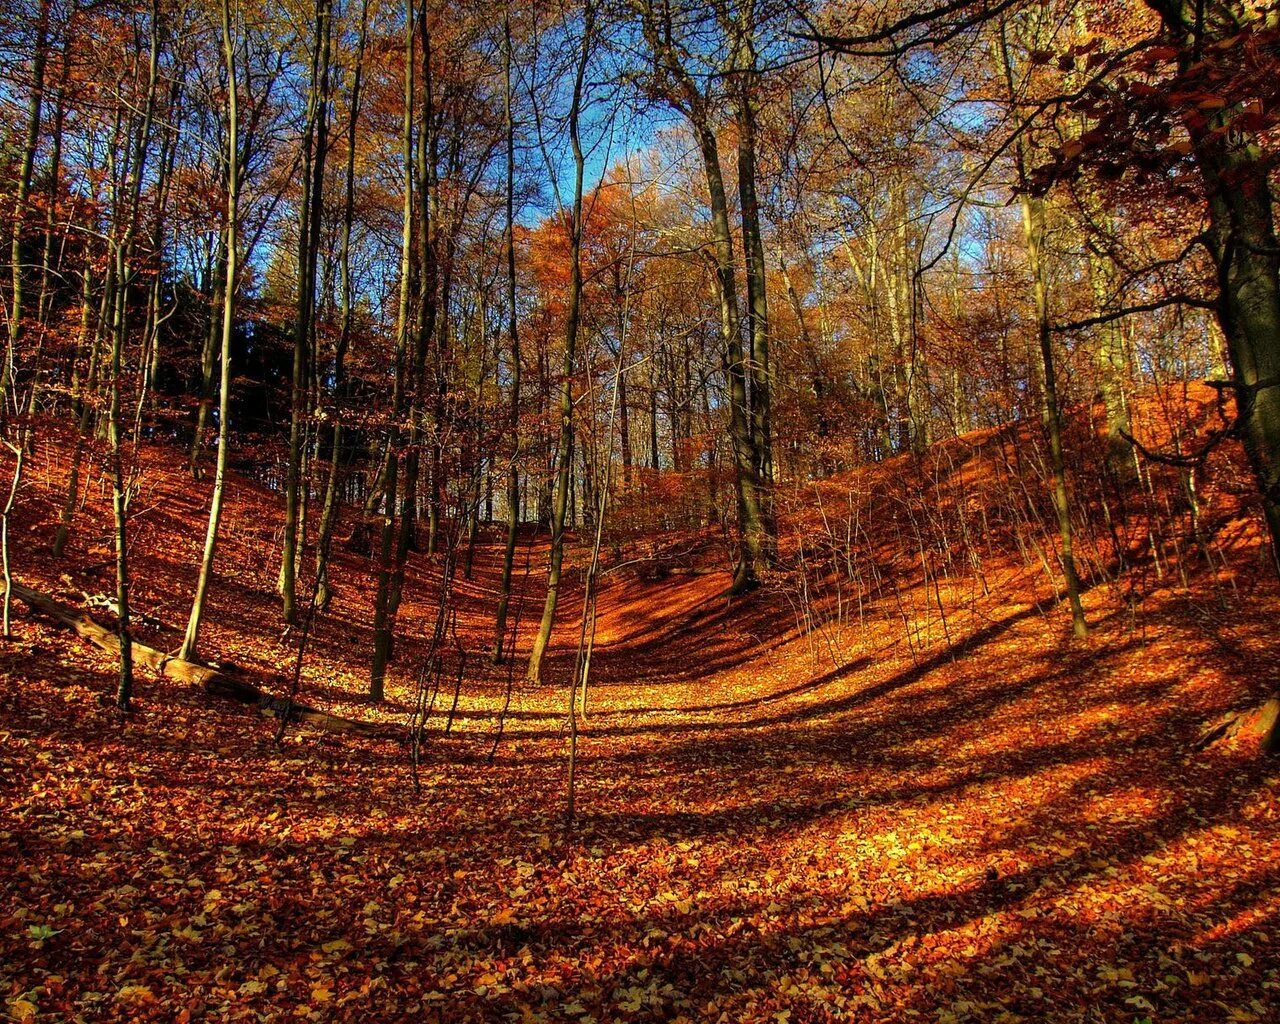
{"left": 1, "top": 0, "right": 1279, "bottom": 1020}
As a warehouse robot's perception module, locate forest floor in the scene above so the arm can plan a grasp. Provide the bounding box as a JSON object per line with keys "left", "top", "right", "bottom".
{"left": 2, "top": 432, "right": 1280, "bottom": 1023}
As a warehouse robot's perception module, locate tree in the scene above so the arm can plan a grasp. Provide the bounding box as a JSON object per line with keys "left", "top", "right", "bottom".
{"left": 369, "top": 0, "right": 418, "bottom": 703}
{"left": 630, "top": 0, "right": 774, "bottom": 591}
{"left": 526, "top": 0, "right": 596, "bottom": 684}
{"left": 492, "top": 8, "right": 522, "bottom": 664}
{"left": 314, "top": 0, "right": 371, "bottom": 612}
{"left": 182, "top": 0, "right": 243, "bottom": 662}
{"left": 997, "top": 8, "right": 1088, "bottom": 637}
{"left": 280, "top": 0, "right": 334, "bottom": 623}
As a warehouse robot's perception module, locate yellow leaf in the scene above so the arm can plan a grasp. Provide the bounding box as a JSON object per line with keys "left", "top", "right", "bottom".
{"left": 490, "top": 907, "right": 518, "bottom": 926}
{"left": 311, "top": 985, "right": 334, "bottom": 1003}
{"left": 322, "top": 938, "right": 351, "bottom": 955}
{"left": 8, "top": 999, "right": 37, "bottom": 1022}
{"left": 115, "top": 984, "right": 155, "bottom": 1005}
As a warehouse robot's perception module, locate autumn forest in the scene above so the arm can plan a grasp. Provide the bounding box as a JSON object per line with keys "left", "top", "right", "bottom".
{"left": 2, "top": 0, "right": 1279, "bottom": 1020}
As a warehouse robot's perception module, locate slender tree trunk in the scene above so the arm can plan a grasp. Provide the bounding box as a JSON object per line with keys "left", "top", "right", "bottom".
{"left": 315, "top": 0, "right": 369, "bottom": 610}
{"left": 997, "top": 15, "right": 1086, "bottom": 635}
{"left": 697, "top": 119, "right": 767, "bottom": 592}
{"left": 493, "top": 12, "right": 522, "bottom": 663}
{"left": 281, "top": 0, "right": 333, "bottom": 622}
{"left": 381, "top": 0, "right": 440, "bottom": 661}
{"left": 181, "top": 0, "right": 240, "bottom": 662}
{"left": 651, "top": 360, "right": 660, "bottom": 470}
{"left": 1021, "top": 192, "right": 1088, "bottom": 638}
{"left": 1085, "top": 227, "right": 1132, "bottom": 464}
{"left": 101, "top": 0, "right": 161, "bottom": 705}
{"left": 52, "top": 265, "right": 99, "bottom": 557}
{"left": 105, "top": 249, "right": 133, "bottom": 709}
{"left": 2, "top": 418, "right": 26, "bottom": 634}
{"left": 369, "top": 450, "right": 400, "bottom": 701}
{"left": 25, "top": 45, "right": 70, "bottom": 425}
{"left": 526, "top": 0, "right": 594, "bottom": 683}
{"left": 734, "top": 46, "right": 774, "bottom": 512}
{"left": 134, "top": 79, "right": 182, "bottom": 437}
{"left": 636, "top": 4, "right": 770, "bottom": 590}
{"left": 2, "top": 0, "right": 50, "bottom": 414}
{"left": 369, "top": 1, "right": 416, "bottom": 701}
{"left": 191, "top": 232, "right": 226, "bottom": 478}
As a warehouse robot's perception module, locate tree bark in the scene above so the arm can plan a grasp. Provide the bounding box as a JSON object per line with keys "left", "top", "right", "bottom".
{"left": 315, "top": 0, "right": 369, "bottom": 611}
{"left": 492, "top": 11, "right": 523, "bottom": 664}
{"left": 1021, "top": 190, "right": 1088, "bottom": 637}
{"left": 181, "top": 0, "right": 241, "bottom": 662}
{"left": 526, "top": 0, "right": 594, "bottom": 683}
{"left": 281, "top": 0, "right": 333, "bottom": 623}
{"left": 369, "top": 0, "right": 416, "bottom": 701}
{"left": 191, "top": 232, "right": 227, "bottom": 478}
{"left": 1, "top": 0, "right": 50, "bottom": 415}
{"left": 999, "top": 14, "right": 1087, "bottom": 637}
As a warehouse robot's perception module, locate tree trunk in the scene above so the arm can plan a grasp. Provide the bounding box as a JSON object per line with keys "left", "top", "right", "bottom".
{"left": 526, "top": 1, "right": 594, "bottom": 684}
{"left": 697, "top": 119, "right": 767, "bottom": 592}
{"left": 492, "top": 12, "right": 522, "bottom": 664}
{"left": 1020, "top": 191, "right": 1088, "bottom": 638}
{"left": 735, "top": 59, "right": 774, "bottom": 502}
{"left": 191, "top": 232, "right": 227, "bottom": 478}
{"left": 315, "top": 0, "right": 369, "bottom": 611}
{"left": 7, "top": 581, "right": 395, "bottom": 739}
{"left": 181, "top": 0, "right": 240, "bottom": 662}
{"left": 281, "top": 0, "right": 333, "bottom": 623}
{"left": 1, "top": 0, "right": 50, "bottom": 414}
{"left": 106, "top": 250, "right": 134, "bottom": 710}
{"left": 999, "top": 14, "right": 1086, "bottom": 636}
{"left": 52, "top": 265, "right": 100, "bottom": 557}
{"left": 368, "top": 0, "right": 416, "bottom": 702}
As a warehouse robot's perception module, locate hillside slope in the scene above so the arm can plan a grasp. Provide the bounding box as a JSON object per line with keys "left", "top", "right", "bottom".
{"left": 2, "top": 418, "right": 1279, "bottom": 1023}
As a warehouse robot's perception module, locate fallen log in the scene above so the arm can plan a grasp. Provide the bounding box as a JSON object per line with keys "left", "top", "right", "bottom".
{"left": 80, "top": 590, "right": 164, "bottom": 629}
{"left": 4, "top": 580, "right": 397, "bottom": 740}
{"left": 1196, "top": 696, "right": 1280, "bottom": 755}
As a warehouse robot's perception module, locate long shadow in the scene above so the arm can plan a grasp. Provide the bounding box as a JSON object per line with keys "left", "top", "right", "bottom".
{"left": 8, "top": 547, "right": 1278, "bottom": 1022}
{"left": 483, "top": 593, "right": 1067, "bottom": 746}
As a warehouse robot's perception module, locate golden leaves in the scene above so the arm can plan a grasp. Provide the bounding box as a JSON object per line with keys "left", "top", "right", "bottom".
{"left": 5, "top": 419, "right": 1280, "bottom": 1024}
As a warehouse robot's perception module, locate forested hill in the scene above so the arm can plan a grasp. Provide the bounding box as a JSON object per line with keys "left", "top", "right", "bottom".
{"left": 5, "top": 0, "right": 1280, "bottom": 1019}
{"left": 3, "top": 385, "right": 1279, "bottom": 1021}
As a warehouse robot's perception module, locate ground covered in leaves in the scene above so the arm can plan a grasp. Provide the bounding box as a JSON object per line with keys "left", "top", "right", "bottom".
{"left": 2, "top": 435, "right": 1280, "bottom": 1023}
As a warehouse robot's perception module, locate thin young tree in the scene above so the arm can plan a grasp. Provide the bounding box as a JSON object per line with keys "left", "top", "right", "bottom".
{"left": 492, "top": 9, "right": 522, "bottom": 664}
{"left": 998, "top": 11, "right": 1087, "bottom": 636}
{"left": 181, "top": 0, "right": 241, "bottom": 662}
{"left": 315, "top": 0, "right": 371, "bottom": 611}
{"left": 1, "top": 0, "right": 51, "bottom": 415}
{"left": 281, "top": 0, "right": 334, "bottom": 622}
{"left": 526, "top": 0, "right": 596, "bottom": 683}
{"left": 369, "top": 0, "right": 417, "bottom": 702}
